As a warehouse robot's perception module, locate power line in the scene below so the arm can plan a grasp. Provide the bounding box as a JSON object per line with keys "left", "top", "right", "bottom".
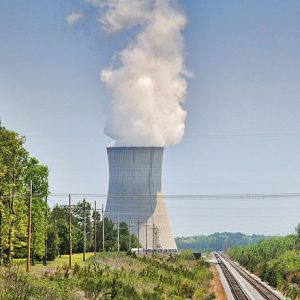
{"left": 6, "top": 192, "right": 300, "bottom": 201}
{"left": 25, "top": 133, "right": 300, "bottom": 139}
{"left": 46, "top": 192, "right": 300, "bottom": 199}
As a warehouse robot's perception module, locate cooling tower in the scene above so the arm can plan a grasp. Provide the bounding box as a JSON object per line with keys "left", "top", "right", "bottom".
{"left": 106, "top": 147, "right": 177, "bottom": 252}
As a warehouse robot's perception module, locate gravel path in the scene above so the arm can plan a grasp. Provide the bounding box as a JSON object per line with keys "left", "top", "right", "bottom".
{"left": 221, "top": 256, "right": 265, "bottom": 300}
{"left": 215, "top": 254, "right": 286, "bottom": 300}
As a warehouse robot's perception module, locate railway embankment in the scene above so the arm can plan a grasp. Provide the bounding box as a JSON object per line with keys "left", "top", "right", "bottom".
{"left": 227, "top": 233, "right": 300, "bottom": 299}
{"left": 214, "top": 253, "right": 285, "bottom": 300}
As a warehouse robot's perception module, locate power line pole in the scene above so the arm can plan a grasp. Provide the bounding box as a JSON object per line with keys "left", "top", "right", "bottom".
{"left": 117, "top": 212, "right": 120, "bottom": 252}
{"left": 144, "top": 222, "right": 150, "bottom": 254}
{"left": 151, "top": 223, "right": 156, "bottom": 255}
{"left": 102, "top": 204, "right": 105, "bottom": 252}
{"left": 26, "top": 180, "right": 32, "bottom": 273}
{"left": 138, "top": 217, "right": 140, "bottom": 254}
{"left": 156, "top": 226, "right": 160, "bottom": 250}
{"left": 94, "top": 201, "right": 97, "bottom": 258}
{"left": 43, "top": 196, "right": 48, "bottom": 266}
{"left": 128, "top": 220, "right": 133, "bottom": 251}
{"left": 135, "top": 217, "right": 142, "bottom": 254}
{"left": 83, "top": 198, "right": 86, "bottom": 262}
{"left": 113, "top": 213, "right": 120, "bottom": 252}
{"left": 69, "top": 194, "right": 72, "bottom": 269}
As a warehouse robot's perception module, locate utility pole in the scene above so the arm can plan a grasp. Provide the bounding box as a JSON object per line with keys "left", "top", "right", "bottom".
{"left": 94, "top": 201, "right": 97, "bottom": 258}
{"left": 69, "top": 194, "right": 72, "bottom": 269}
{"left": 83, "top": 198, "right": 86, "bottom": 262}
{"left": 43, "top": 196, "right": 48, "bottom": 266}
{"left": 138, "top": 217, "right": 140, "bottom": 254}
{"left": 26, "top": 180, "right": 32, "bottom": 273}
{"left": 144, "top": 222, "right": 150, "bottom": 254}
{"left": 113, "top": 213, "right": 120, "bottom": 252}
{"left": 151, "top": 223, "right": 156, "bottom": 255}
{"left": 156, "top": 226, "right": 160, "bottom": 250}
{"left": 128, "top": 220, "right": 133, "bottom": 251}
{"left": 135, "top": 217, "right": 142, "bottom": 254}
{"left": 117, "top": 213, "right": 120, "bottom": 252}
{"left": 102, "top": 204, "right": 105, "bottom": 252}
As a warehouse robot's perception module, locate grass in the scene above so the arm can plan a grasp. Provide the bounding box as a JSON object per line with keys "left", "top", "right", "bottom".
{"left": 3, "top": 251, "right": 215, "bottom": 299}
{"left": 15, "top": 252, "right": 94, "bottom": 275}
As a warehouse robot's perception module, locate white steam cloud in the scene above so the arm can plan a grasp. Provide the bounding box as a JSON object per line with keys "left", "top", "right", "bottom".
{"left": 93, "top": 0, "right": 190, "bottom": 147}
{"left": 66, "top": 11, "right": 86, "bottom": 26}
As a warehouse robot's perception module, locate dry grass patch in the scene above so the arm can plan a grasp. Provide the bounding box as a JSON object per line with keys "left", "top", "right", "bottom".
{"left": 209, "top": 264, "right": 227, "bottom": 300}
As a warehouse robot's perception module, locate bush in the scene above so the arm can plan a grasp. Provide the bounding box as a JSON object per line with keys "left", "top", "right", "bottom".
{"left": 0, "top": 266, "right": 75, "bottom": 300}
{"left": 228, "top": 235, "right": 300, "bottom": 299}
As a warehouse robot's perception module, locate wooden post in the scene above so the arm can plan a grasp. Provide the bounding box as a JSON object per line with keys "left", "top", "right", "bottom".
{"left": 151, "top": 223, "right": 155, "bottom": 255}
{"left": 137, "top": 217, "right": 141, "bottom": 254}
{"left": 117, "top": 213, "right": 120, "bottom": 252}
{"left": 128, "top": 220, "right": 132, "bottom": 251}
{"left": 26, "top": 181, "right": 32, "bottom": 273}
{"left": 102, "top": 204, "right": 105, "bottom": 252}
{"left": 145, "top": 222, "right": 150, "bottom": 254}
{"left": 83, "top": 198, "right": 86, "bottom": 262}
{"left": 94, "top": 201, "right": 96, "bottom": 257}
{"left": 43, "top": 196, "right": 48, "bottom": 266}
{"left": 69, "top": 194, "right": 72, "bottom": 269}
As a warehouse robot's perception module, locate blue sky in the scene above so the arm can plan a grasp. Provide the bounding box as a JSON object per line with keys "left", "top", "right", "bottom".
{"left": 1, "top": 0, "right": 300, "bottom": 236}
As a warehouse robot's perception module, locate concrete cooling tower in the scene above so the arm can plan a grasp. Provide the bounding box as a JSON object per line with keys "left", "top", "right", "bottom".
{"left": 105, "top": 147, "right": 177, "bottom": 252}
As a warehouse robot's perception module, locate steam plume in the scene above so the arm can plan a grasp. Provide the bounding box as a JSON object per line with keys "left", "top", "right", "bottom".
{"left": 66, "top": 11, "right": 86, "bottom": 26}
{"left": 93, "top": 0, "right": 190, "bottom": 146}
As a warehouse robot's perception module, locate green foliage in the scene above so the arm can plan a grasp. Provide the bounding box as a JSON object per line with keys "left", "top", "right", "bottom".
{"left": 0, "top": 248, "right": 214, "bottom": 299}
{"left": 0, "top": 266, "right": 75, "bottom": 299}
{"left": 228, "top": 234, "right": 300, "bottom": 299}
{"left": 48, "top": 204, "right": 139, "bottom": 257}
{"left": 119, "top": 222, "right": 139, "bottom": 251}
{"left": 59, "top": 252, "right": 213, "bottom": 299}
{"left": 47, "top": 224, "right": 59, "bottom": 260}
{"left": 175, "top": 232, "right": 269, "bottom": 252}
{"left": 0, "top": 122, "right": 215, "bottom": 299}
{"left": 50, "top": 205, "right": 70, "bottom": 255}
{"left": 0, "top": 123, "right": 49, "bottom": 265}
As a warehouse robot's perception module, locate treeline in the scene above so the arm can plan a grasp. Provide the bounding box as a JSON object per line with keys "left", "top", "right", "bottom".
{"left": 227, "top": 226, "right": 300, "bottom": 299}
{"left": 0, "top": 122, "right": 49, "bottom": 265}
{"left": 175, "top": 232, "right": 268, "bottom": 252}
{"left": 0, "top": 123, "right": 138, "bottom": 266}
{"left": 48, "top": 202, "right": 139, "bottom": 260}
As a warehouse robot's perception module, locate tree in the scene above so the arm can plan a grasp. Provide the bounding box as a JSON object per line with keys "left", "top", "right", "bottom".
{"left": 0, "top": 122, "right": 50, "bottom": 264}
{"left": 72, "top": 200, "right": 93, "bottom": 253}
{"left": 0, "top": 124, "right": 29, "bottom": 264}
{"left": 46, "top": 224, "right": 59, "bottom": 261}
{"left": 49, "top": 205, "right": 70, "bottom": 255}
{"left": 295, "top": 223, "right": 300, "bottom": 250}
{"left": 24, "top": 157, "right": 49, "bottom": 265}
{"left": 119, "top": 222, "right": 139, "bottom": 251}
{"left": 97, "top": 218, "right": 117, "bottom": 252}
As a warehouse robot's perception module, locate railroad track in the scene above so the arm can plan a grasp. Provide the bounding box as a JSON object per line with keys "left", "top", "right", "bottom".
{"left": 220, "top": 254, "right": 282, "bottom": 300}
{"left": 215, "top": 254, "right": 250, "bottom": 300}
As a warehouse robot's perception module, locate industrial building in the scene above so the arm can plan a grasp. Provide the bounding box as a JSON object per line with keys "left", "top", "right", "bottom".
{"left": 105, "top": 147, "right": 177, "bottom": 252}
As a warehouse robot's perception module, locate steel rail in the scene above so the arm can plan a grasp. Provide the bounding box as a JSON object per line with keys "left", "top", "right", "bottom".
{"left": 215, "top": 254, "right": 250, "bottom": 300}
{"left": 221, "top": 255, "right": 282, "bottom": 300}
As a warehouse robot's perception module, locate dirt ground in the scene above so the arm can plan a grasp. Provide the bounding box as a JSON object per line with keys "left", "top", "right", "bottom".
{"left": 209, "top": 263, "right": 227, "bottom": 300}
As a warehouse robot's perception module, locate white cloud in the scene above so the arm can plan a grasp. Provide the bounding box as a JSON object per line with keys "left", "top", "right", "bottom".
{"left": 97, "top": 0, "right": 189, "bottom": 147}
{"left": 66, "top": 11, "right": 86, "bottom": 26}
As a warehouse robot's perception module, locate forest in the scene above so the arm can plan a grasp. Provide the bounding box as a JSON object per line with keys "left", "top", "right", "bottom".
{"left": 0, "top": 122, "right": 138, "bottom": 266}
{"left": 227, "top": 227, "right": 300, "bottom": 299}
{"left": 175, "top": 232, "right": 268, "bottom": 252}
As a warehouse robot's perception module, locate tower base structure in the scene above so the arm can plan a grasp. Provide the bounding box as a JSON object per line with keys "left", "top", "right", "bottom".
{"left": 105, "top": 147, "right": 177, "bottom": 252}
